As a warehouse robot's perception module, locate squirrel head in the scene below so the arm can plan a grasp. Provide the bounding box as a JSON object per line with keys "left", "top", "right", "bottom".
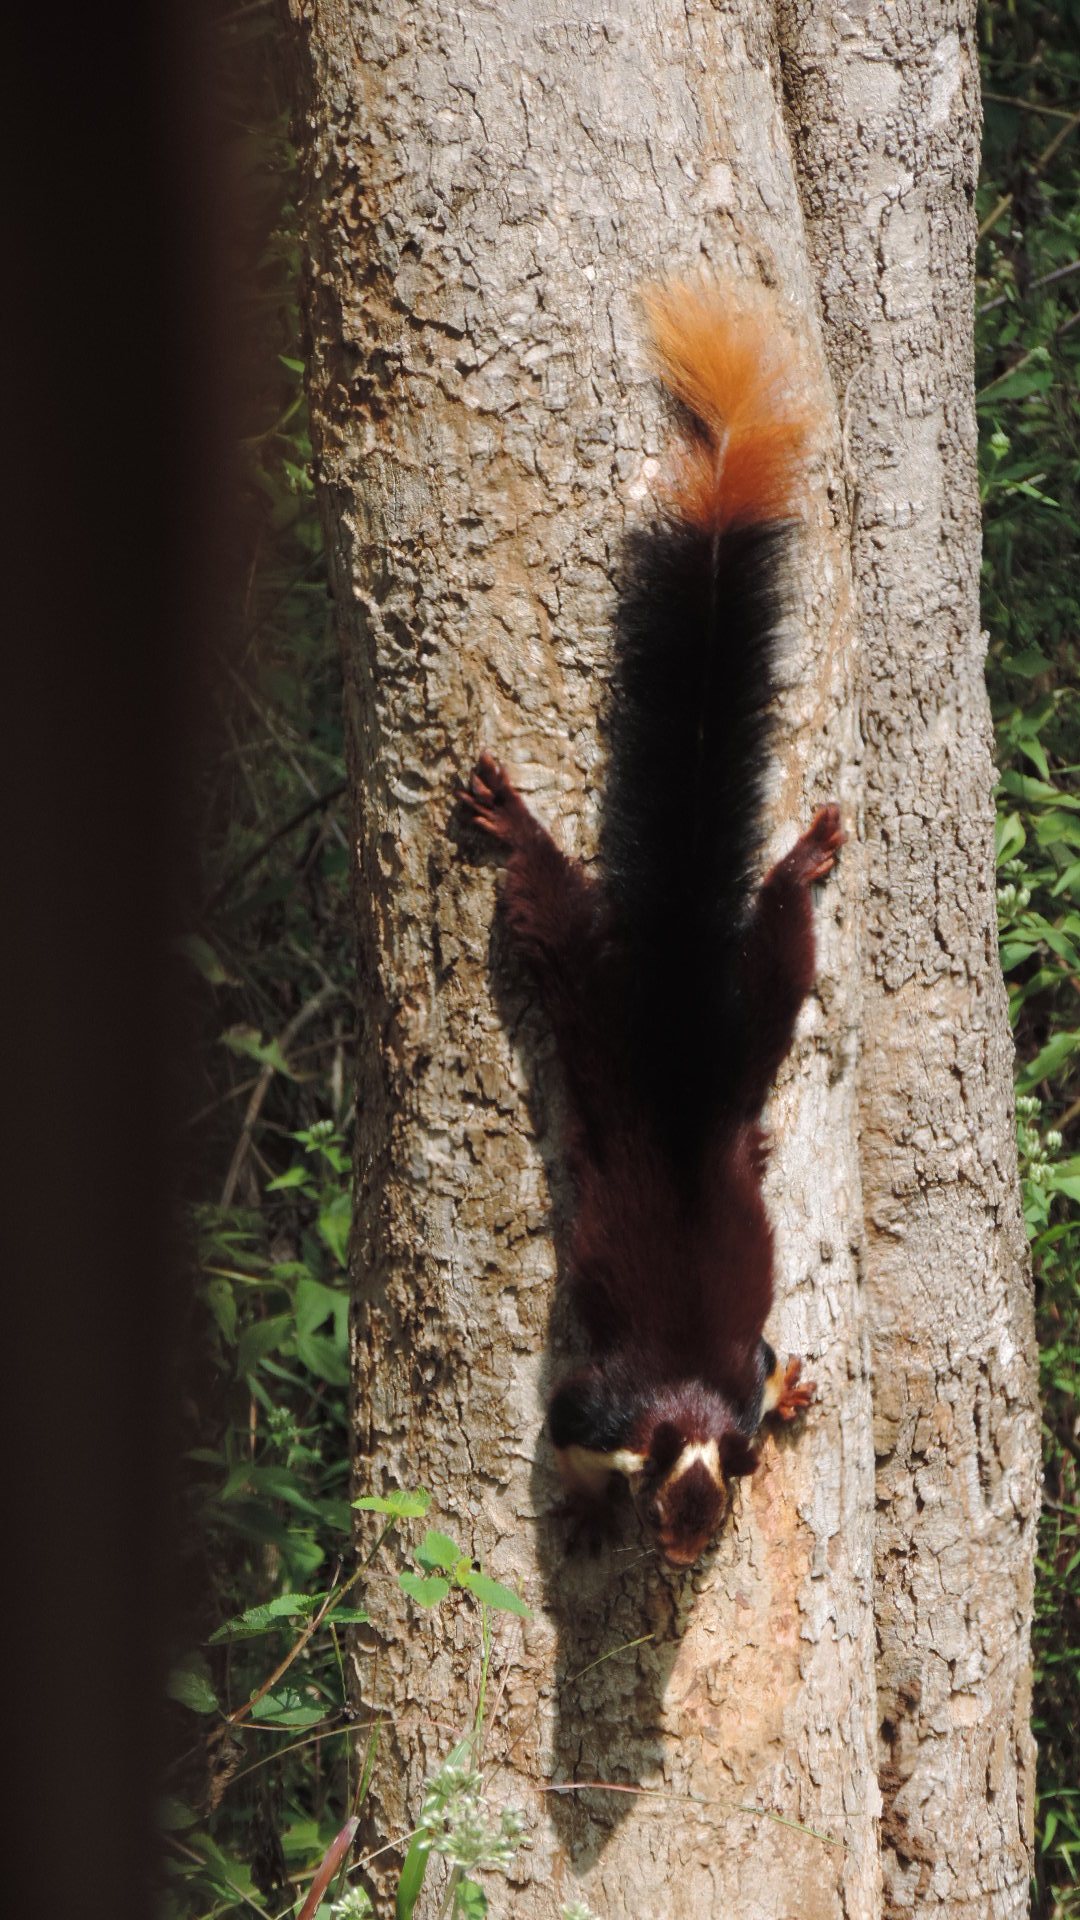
{"left": 631, "top": 1401, "right": 759, "bottom": 1567}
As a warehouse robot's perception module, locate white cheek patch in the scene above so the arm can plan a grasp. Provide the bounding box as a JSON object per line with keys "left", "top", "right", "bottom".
{"left": 608, "top": 1448, "right": 649, "bottom": 1479}
{"left": 559, "top": 1444, "right": 648, "bottom": 1496}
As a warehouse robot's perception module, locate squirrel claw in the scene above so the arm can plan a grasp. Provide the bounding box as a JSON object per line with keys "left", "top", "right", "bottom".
{"left": 803, "top": 804, "right": 845, "bottom": 881}
{"left": 457, "top": 752, "right": 520, "bottom": 843}
{"left": 773, "top": 1356, "right": 816, "bottom": 1423}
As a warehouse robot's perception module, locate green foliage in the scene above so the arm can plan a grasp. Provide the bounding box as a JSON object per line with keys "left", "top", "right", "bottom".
{"left": 163, "top": 4, "right": 356, "bottom": 1913}
{"left": 979, "top": 7, "right": 1080, "bottom": 1915}
{"left": 397, "top": 1528, "right": 532, "bottom": 1618}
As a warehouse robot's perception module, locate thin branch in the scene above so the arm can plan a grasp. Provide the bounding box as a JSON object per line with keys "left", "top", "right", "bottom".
{"left": 977, "top": 294, "right": 1080, "bottom": 395}
{"left": 983, "top": 91, "right": 1080, "bottom": 123}
{"left": 534, "top": 1780, "right": 841, "bottom": 1845}
{"left": 222, "top": 1563, "right": 361, "bottom": 1730}
{"left": 225, "top": 662, "right": 347, "bottom": 848}
{"left": 220, "top": 983, "right": 343, "bottom": 1207}
{"left": 978, "top": 257, "right": 1080, "bottom": 316}
{"left": 979, "top": 107, "right": 1080, "bottom": 240}
{"left": 564, "top": 1632, "right": 654, "bottom": 1684}
{"left": 204, "top": 781, "right": 347, "bottom": 911}
{"left": 163, "top": 1833, "right": 268, "bottom": 1918}
{"left": 186, "top": 1032, "right": 356, "bottom": 1130}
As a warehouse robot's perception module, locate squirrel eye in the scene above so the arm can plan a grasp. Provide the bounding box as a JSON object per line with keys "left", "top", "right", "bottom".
{"left": 649, "top": 1421, "right": 683, "bottom": 1473}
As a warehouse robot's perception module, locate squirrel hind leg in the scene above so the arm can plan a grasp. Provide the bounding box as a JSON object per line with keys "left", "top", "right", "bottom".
{"left": 785, "top": 803, "right": 845, "bottom": 885}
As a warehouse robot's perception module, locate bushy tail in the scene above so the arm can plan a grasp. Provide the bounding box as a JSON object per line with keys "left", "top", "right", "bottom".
{"left": 601, "top": 280, "right": 817, "bottom": 1167}
{"left": 640, "top": 279, "right": 815, "bottom": 530}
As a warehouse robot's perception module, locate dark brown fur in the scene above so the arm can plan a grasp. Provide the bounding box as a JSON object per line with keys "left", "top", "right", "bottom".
{"left": 456, "top": 282, "right": 837, "bottom": 1565}
{"left": 459, "top": 753, "right": 839, "bottom": 1563}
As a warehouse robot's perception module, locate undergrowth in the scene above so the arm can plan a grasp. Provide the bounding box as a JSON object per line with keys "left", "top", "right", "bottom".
{"left": 980, "top": 5, "right": 1080, "bottom": 1914}
{"left": 162, "top": 2, "right": 356, "bottom": 1908}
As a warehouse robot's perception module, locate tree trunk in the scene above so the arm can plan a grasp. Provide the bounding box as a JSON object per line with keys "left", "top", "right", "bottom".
{"left": 287, "top": 0, "right": 1037, "bottom": 1914}
{"left": 778, "top": 7, "right": 1041, "bottom": 1914}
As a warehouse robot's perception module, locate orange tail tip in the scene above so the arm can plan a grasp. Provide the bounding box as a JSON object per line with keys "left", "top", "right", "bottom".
{"left": 640, "top": 278, "right": 818, "bottom": 531}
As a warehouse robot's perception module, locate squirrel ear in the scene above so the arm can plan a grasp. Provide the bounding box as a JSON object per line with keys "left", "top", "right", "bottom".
{"left": 722, "top": 1435, "right": 760, "bottom": 1479}
{"left": 649, "top": 1421, "right": 684, "bottom": 1473}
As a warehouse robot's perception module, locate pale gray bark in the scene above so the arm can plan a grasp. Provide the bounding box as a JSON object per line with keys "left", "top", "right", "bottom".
{"left": 287, "top": 0, "right": 1037, "bottom": 1915}
{"left": 778, "top": 4, "right": 1041, "bottom": 1915}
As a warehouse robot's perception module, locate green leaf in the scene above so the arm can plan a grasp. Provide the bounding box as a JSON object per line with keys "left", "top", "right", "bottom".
{"left": 220, "top": 1025, "right": 297, "bottom": 1078}
{"left": 1003, "top": 647, "right": 1053, "bottom": 681}
{"left": 995, "top": 812, "right": 1026, "bottom": 863}
{"left": 266, "top": 1164, "right": 310, "bottom": 1191}
{"left": 1017, "top": 1030, "right": 1080, "bottom": 1092}
{"left": 1051, "top": 861, "right": 1080, "bottom": 899}
{"left": 295, "top": 1274, "right": 348, "bottom": 1342}
{"left": 205, "top": 1277, "right": 237, "bottom": 1345}
{"left": 1041, "top": 926, "right": 1080, "bottom": 966}
{"left": 981, "top": 359, "right": 1054, "bottom": 401}
{"left": 1035, "top": 810, "right": 1080, "bottom": 851}
{"left": 280, "top": 1817, "right": 322, "bottom": 1859}
{"left": 999, "top": 942, "right": 1036, "bottom": 971}
{"left": 317, "top": 1190, "right": 352, "bottom": 1268}
{"left": 455, "top": 1879, "right": 489, "bottom": 1918}
{"left": 209, "top": 1592, "right": 316, "bottom": 1643}
{"left": 399, "top": 1572, "right": 451, "bottom": 1608}
{"left": 353, "top": 1488, "right": 431, "bottom": 1518}
{"left": 1017, "top": 735, "right": 1051, "bottom": 778}
{"left": 219, "top": 1464, "right": 325, "bottom": 1517}
{"left": 415, "top": 1529, "right": 461, "bottom": 1573}
{"left": 237, "top": 1313, "right": 294, "bottom": 1376}
{"left": 178, "top": 933, "right": 233, "bottom": 985}
{"left": 325, "top": 1605, "right": 369, "bottom": 1625}
{"left": 395, "top": 1833, "right": 431, "bottom": 1920}
{"left": 460, "top": 1570, "right": 531, "bottom": 1617}
{"left": 1000, "top": 771, "right": 1080, "bottom": 810}
{"left": 295, "top": 1330, "right": 350, "bottom": 1386}
{"left": 158, "top": 1797, "right": 198, "bottom": 1831}
{"left": 185, "top": 1831, "right": 265, "bottom": 1902}
{"left": 167, "top": 1658, "right": 219, "bottom": 1715}
{"left": 1047, "top": 1175, "right": 1080, "bottom": 1204}
{"left": 250, "top": 1686, "right": 327, "bottom": 1729}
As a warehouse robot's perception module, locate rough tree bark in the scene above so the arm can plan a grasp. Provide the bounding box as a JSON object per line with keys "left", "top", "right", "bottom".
{"left": 778, "top": 8, "right": 1041, "bottom": 1915}
{"left": 287, "top": 2, "right": 1037, "bottom": 1916}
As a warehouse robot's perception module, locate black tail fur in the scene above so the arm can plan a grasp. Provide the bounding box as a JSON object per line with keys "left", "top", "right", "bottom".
{"left": 600, "top": 515, "right": 794, "bottom": 1168}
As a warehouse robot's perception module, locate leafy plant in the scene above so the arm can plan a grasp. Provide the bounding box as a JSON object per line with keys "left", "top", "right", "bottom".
{"left": 979, "top": 6, "right": 1080, "bottom": 1913}
{"left": 168, "top": 1480, "right": 532, "bottom": 1920}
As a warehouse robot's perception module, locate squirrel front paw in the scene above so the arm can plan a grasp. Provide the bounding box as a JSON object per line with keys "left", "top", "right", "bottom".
{"left": 771, "top": 1355, "right": 816, "bottom": 1423}
{"left": 457, "top": 751, "right": 527, "bottom": 846}
{"left": 552, "top": 1488, "right": 622, "bottom": 1558}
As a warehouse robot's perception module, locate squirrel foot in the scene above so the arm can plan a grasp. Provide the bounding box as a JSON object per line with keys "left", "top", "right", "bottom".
{"left": 791, "top": 804, "right": 845, "bottom": 884}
